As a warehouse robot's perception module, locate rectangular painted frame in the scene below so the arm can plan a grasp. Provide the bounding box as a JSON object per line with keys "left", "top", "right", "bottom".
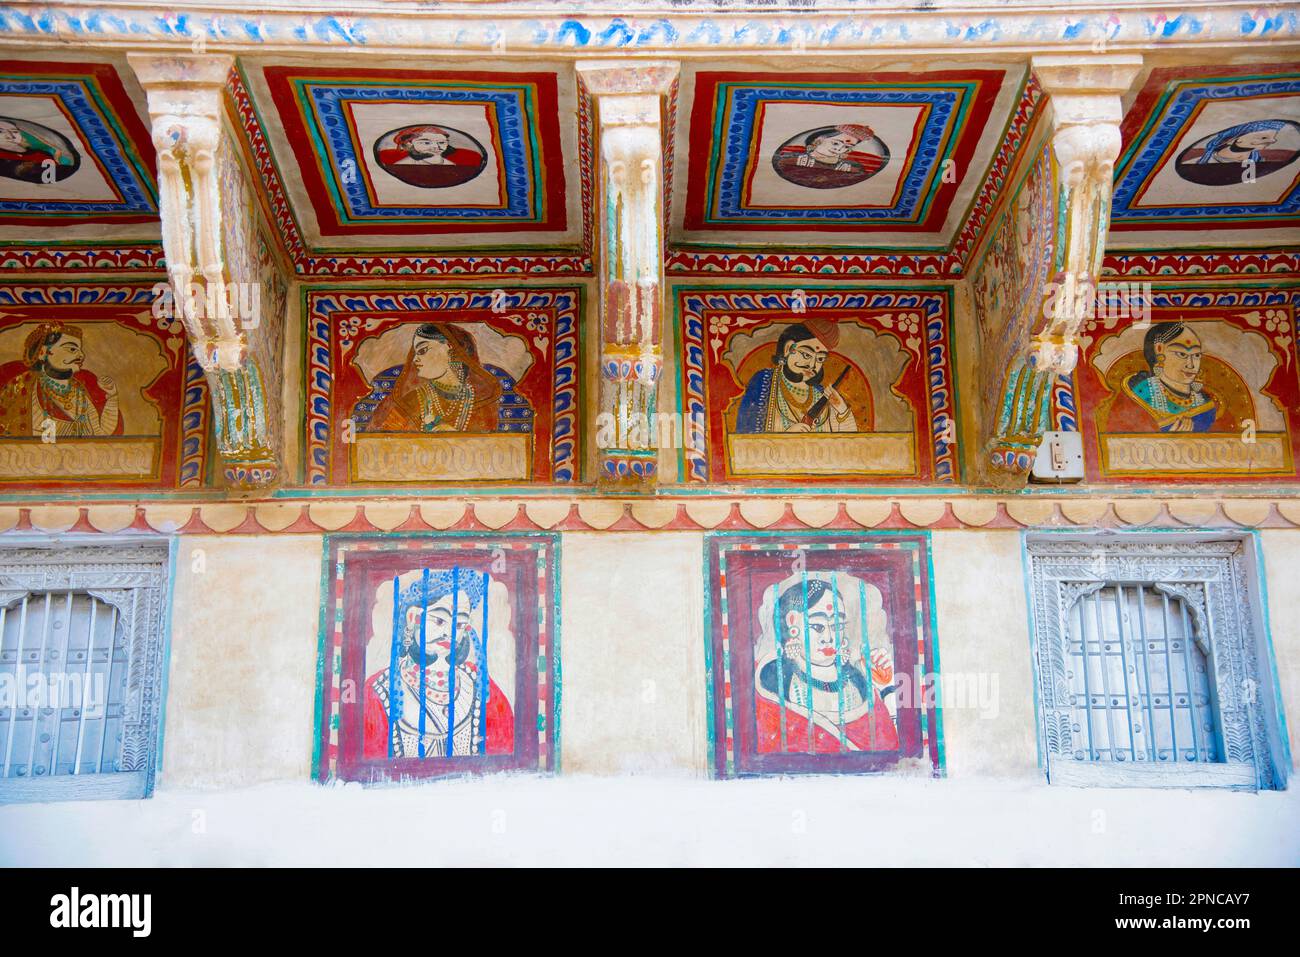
{"left": 704, "top": 529, "right": 945, "bottom": 779}
{"left": 312, "top": 531, "right": 562, "bottom": 784}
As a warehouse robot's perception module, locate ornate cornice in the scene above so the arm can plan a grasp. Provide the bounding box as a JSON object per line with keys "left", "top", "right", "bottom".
{"left": 4, "top": 495, "right": 1300, "bottom": 536}
{"left": 1, "top": 3, "right": 1294, "bottom": 56}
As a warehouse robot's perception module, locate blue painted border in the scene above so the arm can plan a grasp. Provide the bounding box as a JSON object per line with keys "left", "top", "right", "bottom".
{"left": 710, "top": 83, "right": 959, "bottom": 224}
{"left": 304, "top": 81, "right": 538, "bottom": 222}
{"left": 149, "top": 536, "right": 179, "bottom": 796}
{"left": 0, "top": 78, "right": 155, "bottom": 215}
{"left": 1112, "top": 76, "right": 1300, "bottom": 222}
{"left": 1249, "top": 531, "right": 1293, "bottom": 788}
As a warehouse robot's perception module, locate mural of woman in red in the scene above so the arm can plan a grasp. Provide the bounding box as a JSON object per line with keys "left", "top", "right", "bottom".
{"left": 356, "top": 322, "right": 505, "bottom": 434}
{"left": 754, "top": 576, "right": 899, "bottom": 753}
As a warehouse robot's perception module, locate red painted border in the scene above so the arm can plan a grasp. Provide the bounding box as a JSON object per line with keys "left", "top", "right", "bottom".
{"left": 0, "top": 59, "right": 158, "bottom": 227}
{"left": 262, "top": 65, "right": 568, "bottom": 237}
{"left": 682, "top": 70, "right": 1005, "bottom": 235}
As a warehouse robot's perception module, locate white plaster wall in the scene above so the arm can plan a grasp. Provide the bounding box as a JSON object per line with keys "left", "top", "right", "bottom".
{"left": 1258, "top": 531, "right": 1300, "bottom": 773}
{"left": 4, "top": 776, "right": 1296, "bottom": 866}
{"left": 559, "top": 531, "right": 708, "bottom": 775}
{"left": 160, "top": 534, "right": 324, "bottom": 790}
{"left": 930, "top": 530, "right": 1039, "bottom": 777}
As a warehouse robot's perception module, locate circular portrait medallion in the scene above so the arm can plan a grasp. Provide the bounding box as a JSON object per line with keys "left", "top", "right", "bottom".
{"left": 1174, "top": 118, "right": 1300, "bottom": 186}
{"left": 771, "top": 123, "right": 890, "bottom": 190}
{"left": 373, "top": 124, "right": 488, "bottom": 189}
{"left": 0, "top": 116, "right": 80, "bottom": 184}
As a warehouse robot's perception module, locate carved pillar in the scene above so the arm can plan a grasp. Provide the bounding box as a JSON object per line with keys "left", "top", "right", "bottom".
{"left": 987, "top": 54, "right": 1142, "bottom": 477}
{"left": 577, "top": 61, "right": 678, "bottom": 489}
{"left": 128, "top": 53, "right": 281, "bottom": 489}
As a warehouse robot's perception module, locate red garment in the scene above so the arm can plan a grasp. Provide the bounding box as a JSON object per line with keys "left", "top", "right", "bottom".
{"left": 376, "top": 147, "right": 481, "bottom": 168}
{"left": 0, "top": 363, "right": 122, "bottom": 437}
{"left": 362, "top": 669, "right": 514, "bottom": 758}
{"left": 756, "top": 692, "right": 899, "bottom": 753}
{"left": 774, "top": 144, "right": 887, "bottom": 175}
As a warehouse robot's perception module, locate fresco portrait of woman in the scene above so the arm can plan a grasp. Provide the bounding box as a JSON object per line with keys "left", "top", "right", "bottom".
{"left": 352, "top": 322, "right": 523, "bottom": 434}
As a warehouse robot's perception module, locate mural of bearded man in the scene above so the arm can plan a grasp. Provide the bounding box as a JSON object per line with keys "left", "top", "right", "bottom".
{"left": 0, "top": 322, "right": 121, "bottom": 438}
{"left": 735, "top": 318, "right": 858, "bottom": 433}
{"left": 363, "top": 569, "right": 514, "bottom": 759}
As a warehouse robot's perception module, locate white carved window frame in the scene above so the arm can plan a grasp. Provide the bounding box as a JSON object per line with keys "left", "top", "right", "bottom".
{"left": 1025, "top": 533, "right": 1287, "bottom": 791}
{"left": 0, "top": 537, "right": 173, "bottom": 804}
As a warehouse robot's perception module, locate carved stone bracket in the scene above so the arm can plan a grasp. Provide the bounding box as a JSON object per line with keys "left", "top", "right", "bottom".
{"left": 987, "top": 55, "right": 1142, "bottom": 479}
{"left": 577, "top": 61, "right": 679, "bottom": 490}
{"left": 127, "top": 53, "right": 281, "bottom": 489}
{"left": 1032, "top": 54, "right": 1143, "bottom": 373}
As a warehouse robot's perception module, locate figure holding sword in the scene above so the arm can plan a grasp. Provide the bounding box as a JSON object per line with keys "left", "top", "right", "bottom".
{"left": 735, "top": 319, "right": 859, "bottom": 433}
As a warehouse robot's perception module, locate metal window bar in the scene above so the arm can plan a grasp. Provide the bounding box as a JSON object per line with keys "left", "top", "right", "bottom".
{"left": 1067, "top": 585, "right": 1217, "bottom": 765}
{"left": 0, "top": 592, "right": 127, "bottom": 779}
{"left": 387, "top": 566, "right": 493, "bottom": 761}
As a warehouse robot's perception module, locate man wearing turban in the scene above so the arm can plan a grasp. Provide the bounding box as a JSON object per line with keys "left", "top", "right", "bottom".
{"left": 735, "top": 319, "right": 858, "bottom": 434}
{"left": 772, "top": 123, "right": 886, "bottom": 189}
{"left": 0, "top": 322, "right": 121, "bottom": 438}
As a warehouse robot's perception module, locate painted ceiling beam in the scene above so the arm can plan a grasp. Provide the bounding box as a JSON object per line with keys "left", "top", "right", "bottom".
{"left": 128, "top": 52, "right": 284, "bottom": 490}
{"left": 0, "top": 2, "right": 1296, "bottom": 57}
{"left": 578, "top": 59, "right": 679, "bottom": 489}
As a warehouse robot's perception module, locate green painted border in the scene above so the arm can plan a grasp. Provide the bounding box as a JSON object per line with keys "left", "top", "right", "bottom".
{"left": 702, "top": 78, "right": 982, "bottom": 231}
{"left": 309, "top": 529, "right": 563, "bottom": 782}
{"left": 292, "top": 77, "right": 547, "bottom": 228}
{"left": 701, "top": 527, "right": 945, "bottom": 778}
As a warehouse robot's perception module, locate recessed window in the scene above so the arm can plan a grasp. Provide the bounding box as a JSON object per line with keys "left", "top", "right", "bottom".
{"left": 0, "top": 541, "right": 171, "bottom": 804}
{"left": 1025, "top": 536, "right": 1284, "bottom": 790}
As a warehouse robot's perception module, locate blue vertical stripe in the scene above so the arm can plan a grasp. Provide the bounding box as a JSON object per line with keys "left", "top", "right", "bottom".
{"left": 418, "top": 568, "right": 430, "bottom": 759}
{"left": 447, "top": 566, "right": 460, "bottom": 758}
{"left": 388, "top": 575, "right": 400, "bottom": 759}
{"left": 478, "top": 570, "right": 490, "bottom": 754}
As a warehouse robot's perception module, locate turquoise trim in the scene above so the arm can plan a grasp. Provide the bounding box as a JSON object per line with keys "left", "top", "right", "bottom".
{"left": 151, "top": 535, "right": 180, "bottom": 795}
{"left": 920, "top": 531, "right": 947, "bottom": 775}
{"left": 701, "top": 533, "right": 717, "bottom": 773}
{"left": 308, "top": 535, "right": 334, "bottom": 781}
{"left": 1250, "top": 531, "right": 1293, "bottom": 788}
{"left": 550, "top": 535, "right": 563, "bottom": 774}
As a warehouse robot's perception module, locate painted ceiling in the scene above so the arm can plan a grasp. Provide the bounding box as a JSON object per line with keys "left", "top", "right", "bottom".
{"left": 1109, "top": 62, "right": 1300, "bottom": 251}
{"left": 0, "top": 52, "right": 1296, "bottom": 276}
{"left": 670, "top": 61, "right": 1030, "bottom": 255}
{"left": 0, "top": 53, "right": 159, "bottom": 245}
{"left": 238, "top": 57, "right": 585, "bottom": 259}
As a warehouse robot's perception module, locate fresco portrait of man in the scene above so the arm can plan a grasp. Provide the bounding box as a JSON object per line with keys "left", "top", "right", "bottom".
{"left": 734, "top": 319, "right": 859, "bottom": 434}
{"left": 0, "top": 321, "right": 121, "bottom": 438}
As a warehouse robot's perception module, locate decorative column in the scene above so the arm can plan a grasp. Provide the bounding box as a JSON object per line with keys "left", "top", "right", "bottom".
{"left": 128, "top": 53, "right": 282, "bottom": 489}
{"left": 577, "top": 61, "right": 679, "bottom": 489}
{"left": 987, "top": 54, "right": 1142, "bottom": 477}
